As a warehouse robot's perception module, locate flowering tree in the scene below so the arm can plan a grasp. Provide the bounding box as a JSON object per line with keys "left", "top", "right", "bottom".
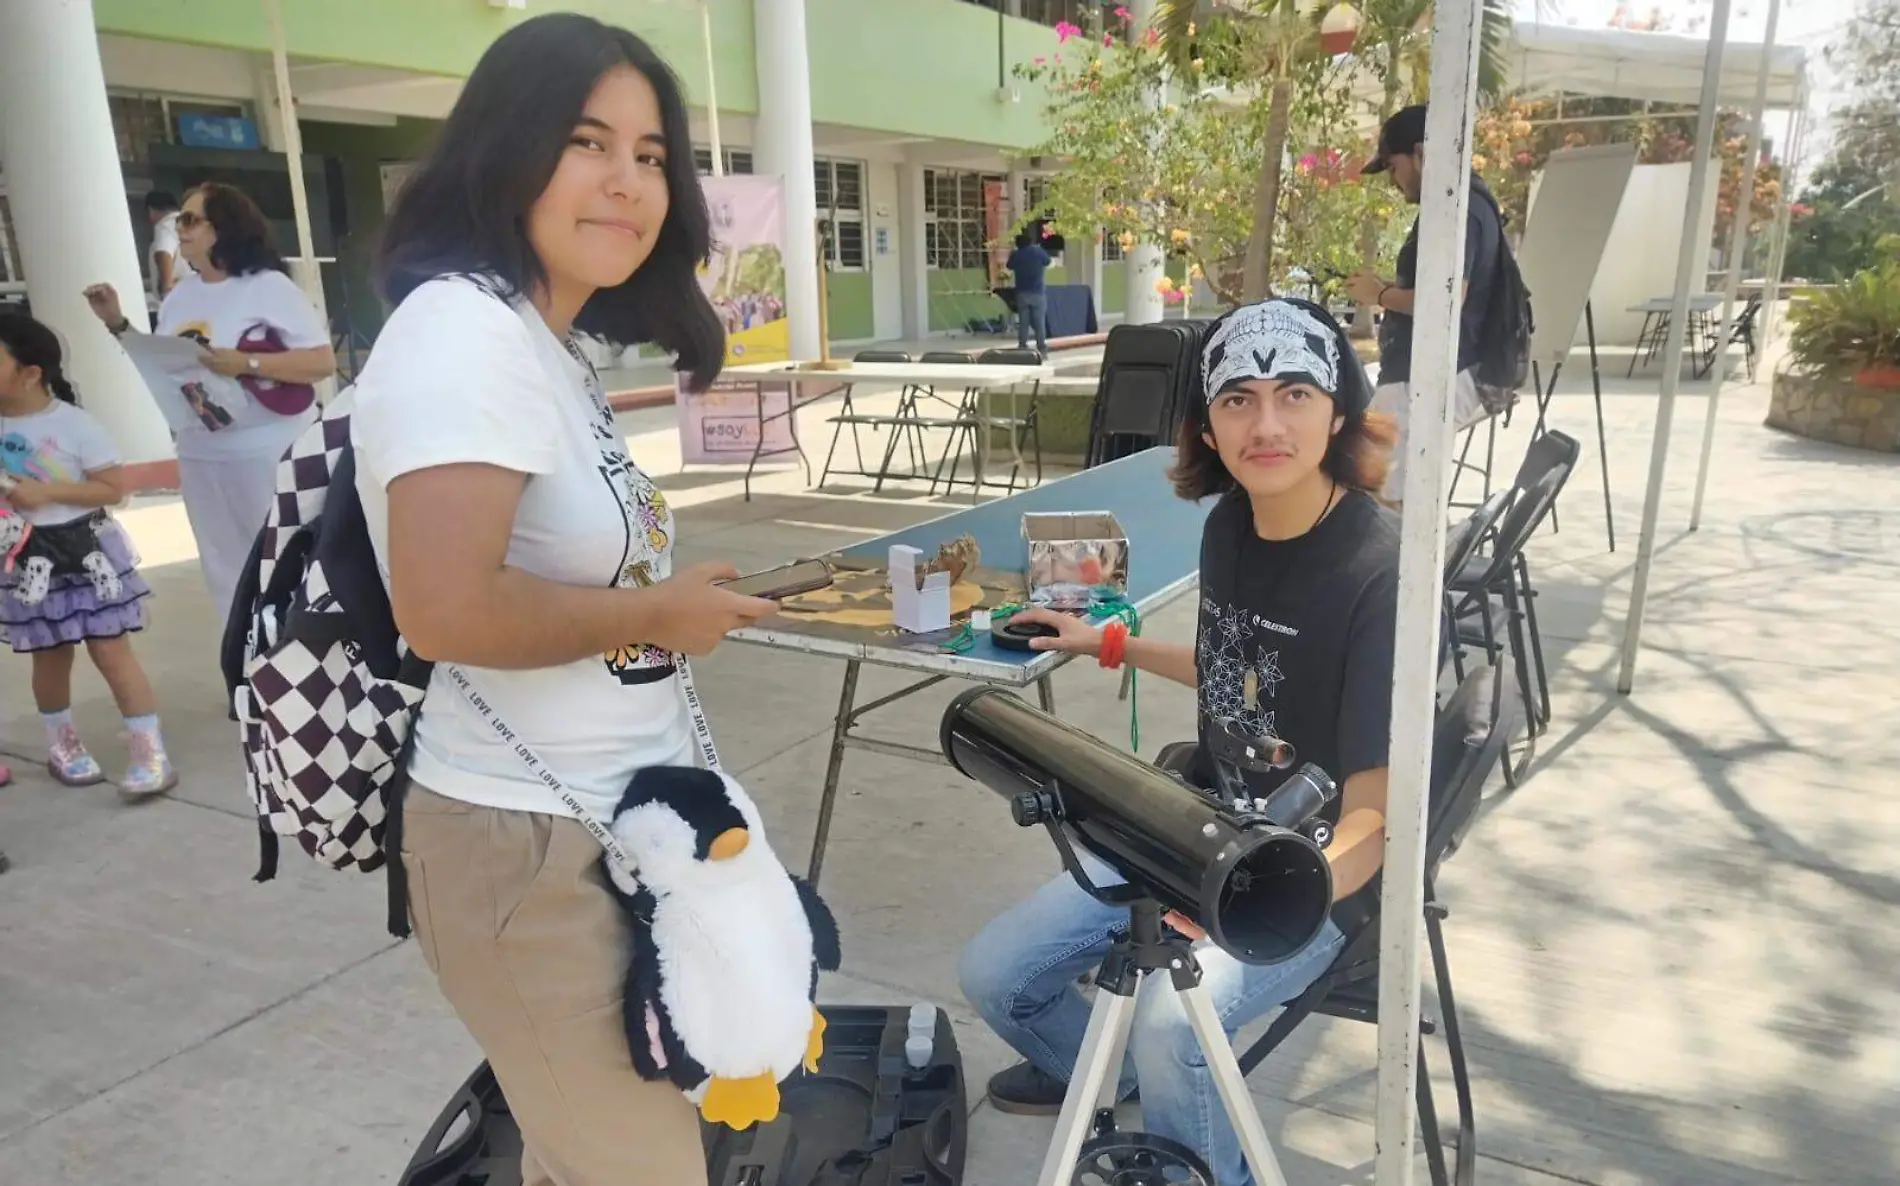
{"left": 1015, "top": 11, "right": 1268, "bottom": 304}
{"left": 1470, "top": 95, "right": 1782, "bottom": 245}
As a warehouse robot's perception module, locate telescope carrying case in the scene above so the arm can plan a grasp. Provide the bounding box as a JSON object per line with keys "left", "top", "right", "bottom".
{"left": 396, "top": 1004, "right": 967, "bottom": 1186}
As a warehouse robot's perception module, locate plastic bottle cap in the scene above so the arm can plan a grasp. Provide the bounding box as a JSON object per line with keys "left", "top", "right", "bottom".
{"left": 905, "top": 1034, "right": 934, "bottom": 1069}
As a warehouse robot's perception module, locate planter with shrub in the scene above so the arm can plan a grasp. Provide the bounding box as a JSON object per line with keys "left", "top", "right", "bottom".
{"left": 1769, "top": 243, "right": 1900, "bottom": 451}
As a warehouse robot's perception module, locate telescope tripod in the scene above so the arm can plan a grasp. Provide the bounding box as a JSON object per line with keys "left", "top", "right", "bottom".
{"left": 1038, "top": 899, "right": 1288, "bottom": 1186}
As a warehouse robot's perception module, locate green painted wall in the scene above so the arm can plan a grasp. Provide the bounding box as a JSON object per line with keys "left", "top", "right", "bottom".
{"left": 930, "top": 268, "right": 993, "bottom": 333}
{"left": 96, "top": 0, "right": 1060, "bottom": 154}
{"left": 94, "top": 0, "right": 750, "bottom": 114}
{"left": 826, "top": 272, "right": 874, "bottom": 342}
{"left": 1100, "top": 265, "right": 1127, "bottom": 318}
{"left": 805, "top": 0, "right": 1058, "bottom": 150}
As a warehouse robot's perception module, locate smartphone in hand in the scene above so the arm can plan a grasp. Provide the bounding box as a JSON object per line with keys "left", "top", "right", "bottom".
{"left": 718, "top": 559, "right": 835, "bottom": 601}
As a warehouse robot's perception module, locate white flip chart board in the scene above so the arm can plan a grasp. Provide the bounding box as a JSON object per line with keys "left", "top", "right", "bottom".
{"left": 1517, "top": 142, "right": 1640, "bottom": 371}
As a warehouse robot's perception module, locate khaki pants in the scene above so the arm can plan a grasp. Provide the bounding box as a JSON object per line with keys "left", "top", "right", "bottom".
{"left": 1370, "top": 368, "right": 1489, "bottom": 507}
{"left": 401, "top": 784, "right": 708, "bottom": 1186}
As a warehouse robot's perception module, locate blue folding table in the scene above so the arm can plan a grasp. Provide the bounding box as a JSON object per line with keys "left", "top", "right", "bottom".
{"left": 728, "top": 447, "right": 1211, "bottom": 883}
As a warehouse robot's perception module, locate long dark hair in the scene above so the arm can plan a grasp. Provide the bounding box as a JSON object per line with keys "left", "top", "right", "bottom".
{"left": 0, "top": 314, "right": 80, "bottom": 404}
{"left": 1170, "top": 298, "right": 1395, "bottom": 499}
{"left": 187, "top": 182, "right": 289, "bottom": 277}
{"left": 379, "top": 13, "right": 724, "bottom": 390}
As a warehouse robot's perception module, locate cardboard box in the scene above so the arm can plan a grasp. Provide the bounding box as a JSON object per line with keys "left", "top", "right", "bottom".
{"left": 1022, "top": 511, "right": 1129, "bottom": 610}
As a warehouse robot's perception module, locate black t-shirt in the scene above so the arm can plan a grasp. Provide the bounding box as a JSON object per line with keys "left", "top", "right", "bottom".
{"left": 1192, "top": 488, "right": 1400, "bottom": 927}
{"left": 1378, "top": 173, "right": 1504, "bottom": 386}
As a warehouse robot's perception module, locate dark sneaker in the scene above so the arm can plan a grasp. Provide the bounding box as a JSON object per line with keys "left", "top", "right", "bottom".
{"left": 987, "top": 1061, "right": 1138, "bottom": 1115}
{"left": 987, "top": 1061, "right": 1068, "bottom": 1115}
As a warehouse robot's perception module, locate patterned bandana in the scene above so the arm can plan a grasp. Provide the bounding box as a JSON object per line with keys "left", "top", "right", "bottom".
{"left": 1201, "top": 299, "right": 1351, "bottom": 409}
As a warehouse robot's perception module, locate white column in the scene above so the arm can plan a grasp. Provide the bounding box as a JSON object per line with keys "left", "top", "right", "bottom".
{"left": 753, "top": 0, "right": 823, "bottom": 360}
{"left": 898, "top": 163, "right": 929, "bottom": 340}
{"left": 1616, "top": 0, "right": 1732, "bottom": 695}
{"left": 1124, "top": 0, "right": 1165, "bottom": 325}
{"left": 0, "top": 0, "right": 172, "bottom": 463}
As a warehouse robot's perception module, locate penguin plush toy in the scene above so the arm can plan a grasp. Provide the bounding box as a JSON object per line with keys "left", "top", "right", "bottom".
{"left": 604, "top": 766, "right": 842, "bottom": 1130}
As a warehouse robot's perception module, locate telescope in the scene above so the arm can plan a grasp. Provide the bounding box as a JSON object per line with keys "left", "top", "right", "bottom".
{"left": 939, "top": 687, "right": 1335, "bottom": 965}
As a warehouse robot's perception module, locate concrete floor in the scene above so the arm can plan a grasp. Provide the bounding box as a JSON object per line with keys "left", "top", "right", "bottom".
{"left": 2, "top": 355, "right": 1897, "bottom": 1185}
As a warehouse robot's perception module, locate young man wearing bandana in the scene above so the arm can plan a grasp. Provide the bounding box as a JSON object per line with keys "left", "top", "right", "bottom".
{"left": 958, "top": 297, "right": 1401, "bottom": 1186}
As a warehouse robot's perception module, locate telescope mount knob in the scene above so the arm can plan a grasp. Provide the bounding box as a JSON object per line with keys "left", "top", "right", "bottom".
{"left": 1303, "top": 818, "right": 1335, "bottom": 850}
{"left": 1011, "top": 791, "right": 1055, "bottom": 827}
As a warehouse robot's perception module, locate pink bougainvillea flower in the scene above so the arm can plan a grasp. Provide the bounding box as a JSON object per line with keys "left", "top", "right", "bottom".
{"left": 1296, "top": 153, "right": 1319, "bottom": 174}
{"left": 1033, "top": 55, "right": 1046, "bottom": 65}
{"left": 1115, "top": 5, "right": 1131, "bottom": 18}
{"left": 1105, "top": 33, "right": 1115, "bottom": 45}
{"left": 1055, "top": 20, "right": 1081, "bottom": 42}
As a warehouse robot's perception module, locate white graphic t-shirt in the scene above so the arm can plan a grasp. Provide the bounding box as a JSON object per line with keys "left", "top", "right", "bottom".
{"left": 153, "top": 269, "right": 327, "bottom": 461}
{"left": 351, "top": 275, "right": 692, "bottom": 820}
{"left": 0, "top": 401, "right": 121, "bottom": 527}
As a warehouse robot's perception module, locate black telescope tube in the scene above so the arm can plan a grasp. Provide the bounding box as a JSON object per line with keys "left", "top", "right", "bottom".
{"left": 940, "top": 687, "right": 1334, "bottom": 964}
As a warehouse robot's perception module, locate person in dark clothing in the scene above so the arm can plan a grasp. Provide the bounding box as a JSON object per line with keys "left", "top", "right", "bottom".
{"left": 1006, "top": 231, "right": 1053, "bottom": 356}
{"left": 958, "top": 297, "right": 1400, "bottom": 1186}
{"left": 1347, "top": 103, "right": 1505, "bottom": 507}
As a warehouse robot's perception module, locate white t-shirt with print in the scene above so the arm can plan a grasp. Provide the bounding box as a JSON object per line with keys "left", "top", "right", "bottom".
{"left": 154, "top": 269, "right": 327, "bottom": 462}
{"left": 351, "top": 275, "right": 694, "bottom": 820}
{"left": 0, "top": 400, "right": 122, "bottom": 527}
{"left": 148, "top": 213, "right": 195, "bottom": 292}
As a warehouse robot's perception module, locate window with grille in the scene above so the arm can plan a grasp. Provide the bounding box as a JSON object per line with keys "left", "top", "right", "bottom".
{"left": 1102, "top": 230, "right": 1126, "bottom": 262}
{"left": 923, "top": 167, "right": 1005, "bottom": 270}
{"left": 693, "top": 147, "right": 754, "bottom": 176}
{"left": 815, "top": 158, "right": 865, "bottom": 271}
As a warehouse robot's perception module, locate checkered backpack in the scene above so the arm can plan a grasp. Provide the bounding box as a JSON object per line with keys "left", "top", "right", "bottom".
{"left": 220, "top": 392, "right": 433, "bottom": 931}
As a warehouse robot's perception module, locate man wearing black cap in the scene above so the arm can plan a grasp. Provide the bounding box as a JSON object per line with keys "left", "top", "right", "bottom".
{"left": 1347, "top": 103, "right": 1505, "bottom": 508}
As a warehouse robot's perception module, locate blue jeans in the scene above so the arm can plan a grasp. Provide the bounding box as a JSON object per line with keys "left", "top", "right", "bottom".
{"left": 959, "top": 853, "right": 1345, "bottom": 1186}
{"left": 1017, "top": 290, "right": 1048, "bottom": 355}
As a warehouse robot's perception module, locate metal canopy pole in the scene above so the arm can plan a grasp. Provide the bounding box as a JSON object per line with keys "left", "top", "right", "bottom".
{"left": 701, "top": 1, "right": 724, "bottom": 177}
{"left": 1615, "top": 0, "right": 1733, "bottom": 695}
{"left": 1690, "top": 0, "right": 1780, "bottom": 531}
{"left": 261, "top": 0, "right": 321, "bottom": 312}
{"left": 1758, "top": 73, "right": 1809, "bottom": 349}
{"left": 1373, "top": 0, "right": 1483, "bottom": 1180}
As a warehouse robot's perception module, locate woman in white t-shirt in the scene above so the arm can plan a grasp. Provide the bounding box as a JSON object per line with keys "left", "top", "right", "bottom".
{"left": 352, "top": 15, "right": 774, "bottom": 1186}
{"left": 83, "top": 182, "right": 337, "bottom": 613}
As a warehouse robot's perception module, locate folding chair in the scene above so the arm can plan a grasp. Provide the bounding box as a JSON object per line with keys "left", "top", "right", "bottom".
{"left": 819, "top": 350, "right": 917, "bottom": 488}
{"left": 1153, "top": 665, "right": 1515, "bottom": 1186}
{"left": 1726, "top": 292, "right": 1762, "bottom": 380}
{"left": 1447, "top": 434, "right": 1577, "bottom": 785}
{"left": 861, "top": 352, "right": 977, "bottom": 493}
{"left": 969, "top": 346, "right": 1047, "bottom": 493}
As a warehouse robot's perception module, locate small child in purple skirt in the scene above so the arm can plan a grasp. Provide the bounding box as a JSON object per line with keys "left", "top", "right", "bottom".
{"left": 0, "top": 314, "right": 174, "bottom": 797}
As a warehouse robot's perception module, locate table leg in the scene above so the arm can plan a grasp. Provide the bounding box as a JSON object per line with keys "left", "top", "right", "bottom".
{"left": 808, "top": 660, "right": 862, "bottom": 886}
{"left": 1038, "top": 674, "right": 1056, "bottom": 714}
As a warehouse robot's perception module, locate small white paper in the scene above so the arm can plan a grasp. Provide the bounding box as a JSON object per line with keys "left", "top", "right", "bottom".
{"left": 890, "top": 544, "right": 951, "bottom": 633}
